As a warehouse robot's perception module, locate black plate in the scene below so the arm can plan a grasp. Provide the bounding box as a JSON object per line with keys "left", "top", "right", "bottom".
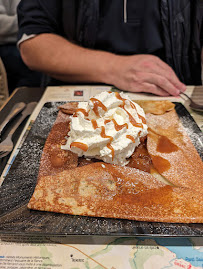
{"left": 0, "top": 102, "right": 202, "bottom": 236}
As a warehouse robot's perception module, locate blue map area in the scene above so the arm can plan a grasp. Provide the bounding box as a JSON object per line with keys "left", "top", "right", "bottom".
{"left": 138, "top": 238, "right": 203, "bottom": 268}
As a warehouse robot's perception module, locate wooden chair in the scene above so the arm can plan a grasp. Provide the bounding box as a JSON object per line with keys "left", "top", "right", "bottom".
{"left": 0, "top": 57, "right": 9, "bottom": 108}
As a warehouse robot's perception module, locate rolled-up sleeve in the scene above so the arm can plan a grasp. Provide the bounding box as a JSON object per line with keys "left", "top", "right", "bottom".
{"left": 17, "top": 0, "right": 63, "bottom": 42}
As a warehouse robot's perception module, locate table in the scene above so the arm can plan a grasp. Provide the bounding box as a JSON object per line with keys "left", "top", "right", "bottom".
{"left": 0, "top": 85, "right": 203, "bottom": 269}
{"left": 0, "top": 87, "right": 45, "bottom": 175}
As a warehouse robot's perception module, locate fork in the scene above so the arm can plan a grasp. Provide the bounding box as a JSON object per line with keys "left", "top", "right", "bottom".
{"left": 0, "top": 102, "right": 37, "bottom": 158}
{"left": 180, "top": 92, "right": 203, "bottom": 112}
{"left": 0, "top": 102, "right": 26, "bottom": 141}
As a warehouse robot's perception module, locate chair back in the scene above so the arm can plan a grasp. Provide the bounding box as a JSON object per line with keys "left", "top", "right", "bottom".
{"left": 0, "top": 57, "right": 9, "bottom": 108}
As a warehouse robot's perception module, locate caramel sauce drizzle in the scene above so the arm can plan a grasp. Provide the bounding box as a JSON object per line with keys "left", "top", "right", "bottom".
{"left": 100, "top": 126, "right": 113, "bottom": 142}
{"left": 148, "top": 128, "right": 179, "bottom": 154}
{"left": 100, "top": 126, "right": 114, "bottom": 160}
{"left": 130, "top": 101, "right": 146, "bottom": 124}
{"left": 148, "top": 128, "right": 180, "bottom": 174}
{"left": 157, "top": 135, "right": 179, "bottom": 153}
{"left": 151, "top": 155, "right": 171, "bottom": 173}
{"left": 104, "top": 119, "right": 111, "bottom": 124}
{"left": 91, "top": 119, "right": 98, "bottom": 129}
{"left": 73, "top": 108, "right": 89, "bottom": 117}
{"left": 124, "top": 108, "right": 143, "bottom": 128}
{"left": 107, "top": 143, "right": 115, "bottom": 160}
{"left": 105, "top": 119, "right": 128, "bottom": 131}
{"left": 115, "top": 92, "right": 145, "bottom": 127}
{"left": 112, "top": 119, "right": 128, "bottom": 131}
{"left": 71, "top": 92, "right": 146, "bottom": 160}
{"left": 126, "top": 135, "right": 135, "bottom": 143}
{"left": 115, "top": 92, "right": 126, "bottom": 106}
{"left": 70, "top": 142, "right": 88, "bottom": 152}
{"left": 90, "top": 97, "right": 107, "bottom": 116}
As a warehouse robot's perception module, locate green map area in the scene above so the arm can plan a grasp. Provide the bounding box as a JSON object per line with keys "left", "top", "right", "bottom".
{"left": 1, "top": 235, "right": 203, "bottom": 269}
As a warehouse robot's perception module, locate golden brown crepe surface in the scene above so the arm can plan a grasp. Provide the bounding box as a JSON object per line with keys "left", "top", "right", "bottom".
{"left": 37, "top": 110, "right": 78, "bottom": 179}
{"left": 146, "top": 110, "right": 203, "bottom": 193}
{"left": 58, "top": 102, "right": 78, "bottom": 115}
{"left": 134, "top": 100, "right": 175, "bottom": 115}
{"left": 29, "top": 100, "right": 203, "bottom": 223}
{"left": 28, "top": 162, "right": 203, "bottom": 223}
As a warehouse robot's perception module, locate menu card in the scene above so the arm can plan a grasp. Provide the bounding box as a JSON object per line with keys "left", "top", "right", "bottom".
{"left": 0, "top": 85, "right": 202, "bottom": 269}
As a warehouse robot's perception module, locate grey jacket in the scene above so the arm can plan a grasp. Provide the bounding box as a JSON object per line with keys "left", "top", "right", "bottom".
{"left": 0, "top": 0, "right": 20, "bottom": 44}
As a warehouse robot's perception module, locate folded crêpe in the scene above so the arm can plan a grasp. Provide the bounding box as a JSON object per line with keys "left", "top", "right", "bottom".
{"left": 147, "top": 110, "right": 203, "bottom": 193}
{"left": 28, "top": 101, "right": 203, "bottom": 223}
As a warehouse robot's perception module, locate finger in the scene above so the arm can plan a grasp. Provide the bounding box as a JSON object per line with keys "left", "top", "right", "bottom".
{"left": 138, "top": 72, "right": 180, "bottom": 96}
{"left": 141, "top": 60, "right": 185, "bottom": 93}
{"left": 132, "top": 82, "right": 170, "bottom": 97}
{"left": 153, "top": 58, "right": 186, "bottom": 92}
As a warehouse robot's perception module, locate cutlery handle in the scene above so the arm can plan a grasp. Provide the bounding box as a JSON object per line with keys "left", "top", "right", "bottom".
{"left": 0, "top": 102, "right": 26, "bottom": 134}
{"left": 8, "top": 102, "right": 37, "bottom": 138}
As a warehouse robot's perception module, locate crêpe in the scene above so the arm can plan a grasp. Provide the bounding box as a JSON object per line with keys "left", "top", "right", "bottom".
{"left": 28, "top": 100, "right": 203, "bottom": 223}
{"left": 37, "top": 110, "right": 78, "bottom": 179}
{"left": 135, "top": 100, "right": 175, "bottom": 114}
{"left": 146, "top": 110, "right": 203, "bottom": 193}
{"left": 28, "top": 162, "right": 203, "bottom": 223}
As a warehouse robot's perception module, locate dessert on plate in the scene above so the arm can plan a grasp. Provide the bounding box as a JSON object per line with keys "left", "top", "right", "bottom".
{"left": 28, "top": 91, "right": 203, "bottom": 223}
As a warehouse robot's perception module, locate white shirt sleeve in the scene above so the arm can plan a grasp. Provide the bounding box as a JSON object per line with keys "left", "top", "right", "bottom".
{"left": 17, "top": 33, "right": 36, "bottom": 48}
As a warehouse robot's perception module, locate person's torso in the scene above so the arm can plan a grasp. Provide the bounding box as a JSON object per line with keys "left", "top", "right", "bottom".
{"left": 94, "top": 0, "right": 163, "bottom": 56}
{"left": 60, "top": 0, "right": 201, "bottom": 85}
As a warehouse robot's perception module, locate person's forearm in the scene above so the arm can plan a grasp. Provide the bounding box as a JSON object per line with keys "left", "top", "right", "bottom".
{"left": 20, "top": 33, "right": 185, "bottom": 96}
{"left": 19, "top": 33, "right": 117, "bottom": 84}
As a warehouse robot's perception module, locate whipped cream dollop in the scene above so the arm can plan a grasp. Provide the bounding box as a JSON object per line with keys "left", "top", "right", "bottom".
{"left": 62, "top": 91, "right": 148, "bottom": 166}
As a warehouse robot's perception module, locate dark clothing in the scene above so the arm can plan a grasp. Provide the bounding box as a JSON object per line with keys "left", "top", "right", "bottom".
{"left": 0, "top": 45, "right": 42, "bottom": 94}
{"left": 95, "top": 0, "right": 163, "bottom": 56}
{"left": 17, "top": 0, "right": 163, "bottom": 55}
{"left": 17, "top": 0, "right": 203, "bottom": 85}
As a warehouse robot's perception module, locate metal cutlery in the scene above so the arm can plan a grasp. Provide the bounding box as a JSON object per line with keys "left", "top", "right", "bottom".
{"left": 0, "top": 102, "right": 37, "bottom": 158}
{"left": 180, "top": 92, "right": 203, "bottom": 112}
{"left": 0, "top": 102, "right": 26, "bottom": 140}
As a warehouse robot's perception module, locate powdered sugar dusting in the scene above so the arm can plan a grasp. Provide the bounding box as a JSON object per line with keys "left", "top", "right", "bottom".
{"left": 1, "top": 102, "right": 203, "bottom": 236}
{"left": 147, "top": 109, "right": 203, "bottom": 193}
{"left": 178, "top": 115, "right": 203, "bottom": 157}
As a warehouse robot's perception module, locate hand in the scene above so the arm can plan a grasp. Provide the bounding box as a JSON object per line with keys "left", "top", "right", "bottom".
{"left": 111, "top": 54, "right": 186, "bottom": 96}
